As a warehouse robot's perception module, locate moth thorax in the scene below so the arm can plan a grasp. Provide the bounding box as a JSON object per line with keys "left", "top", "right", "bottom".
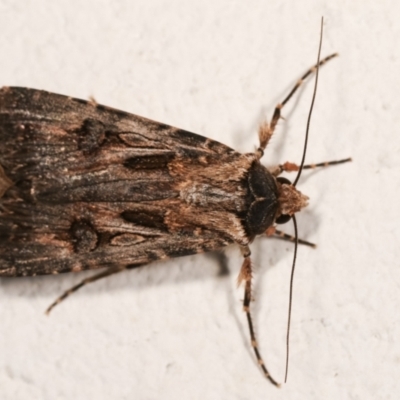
{"left": 277, "top": 183, "right": 309, "bottom": 216}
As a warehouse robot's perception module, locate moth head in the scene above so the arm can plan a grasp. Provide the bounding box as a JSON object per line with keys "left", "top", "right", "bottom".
{"left": 275, "top": 176, "right": 309, "bottom": 225}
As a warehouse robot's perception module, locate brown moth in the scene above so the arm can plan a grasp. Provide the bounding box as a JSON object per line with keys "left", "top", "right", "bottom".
{"left": 0, "top": 37, "right": 350, "bottom": 384}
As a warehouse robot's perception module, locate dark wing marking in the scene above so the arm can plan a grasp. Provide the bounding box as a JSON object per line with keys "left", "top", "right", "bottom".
{"left": 0, "top": 87, "right": 253, "bottom": 276}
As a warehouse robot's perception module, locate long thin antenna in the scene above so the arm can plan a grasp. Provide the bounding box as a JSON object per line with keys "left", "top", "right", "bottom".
{"left": 285, "top": 17, "right": 325, "bottom": 383}
{"left": 285, "top": 215, "right": 299, "bottom": 382}
{"left": 293, "top": 17, "right": 324, "bottom": 187}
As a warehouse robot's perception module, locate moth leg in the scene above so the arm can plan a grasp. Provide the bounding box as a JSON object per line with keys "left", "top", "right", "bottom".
{"left": 257, "top": 53, "right": 338, "bottom": 159}
{"left": 267, "top": 227, "right": 316, "bottom": 248}
{"left": 45, "top": 265, "right": 140, "bottom": 315}
{"left": 269, "top": 157, "right": 352, "bottom": 176}
{"left": 238, "top": 246, "right": 280, "bottom": 387}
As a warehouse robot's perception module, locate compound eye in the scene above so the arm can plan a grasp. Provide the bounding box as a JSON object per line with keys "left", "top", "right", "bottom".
{"left": 277, "top": 176, "right": 291, "bottom": 185}
{"left": 276, "top": 214, "right": 291, "bottom": 224}
{"left": 276, "top": 177, "right": 292, "bottom": 224}
{"left": 276, "top": 177, "right": 293, "bottom": 224}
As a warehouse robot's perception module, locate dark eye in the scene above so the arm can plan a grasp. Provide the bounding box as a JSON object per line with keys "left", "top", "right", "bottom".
{"left": 276, "top": 214, "right": 291, "bottom": 224}
{"left": 277, "top": 176, "right": 291, "bottom": 185}
{"left": 276, "top": 177, "right": 292, "bottom": 224}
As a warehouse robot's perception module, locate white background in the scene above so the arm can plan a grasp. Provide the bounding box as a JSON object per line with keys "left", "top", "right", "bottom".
{"left": 0, "top": 1, "right": 399, "bottom": 399}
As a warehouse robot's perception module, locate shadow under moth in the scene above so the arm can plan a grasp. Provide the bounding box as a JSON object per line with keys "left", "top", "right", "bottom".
{"left": 0, "top": 40, "right": 350, "bottom": 384}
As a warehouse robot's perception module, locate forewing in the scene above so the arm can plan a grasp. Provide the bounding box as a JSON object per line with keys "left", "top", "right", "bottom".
{"left": 0, "top": 87, "right": 250, "bottom": 276}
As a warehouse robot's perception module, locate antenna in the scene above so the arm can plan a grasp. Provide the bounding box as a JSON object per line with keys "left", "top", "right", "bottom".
{"left": 285, "top": 17, "right": 325, "bottom": 383}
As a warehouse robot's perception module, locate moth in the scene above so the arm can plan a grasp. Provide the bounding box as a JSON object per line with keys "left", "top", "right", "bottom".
{"left": 0, "top": 44, "right": 350, "bottom": 384}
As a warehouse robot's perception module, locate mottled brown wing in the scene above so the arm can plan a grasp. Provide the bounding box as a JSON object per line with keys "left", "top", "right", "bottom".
{"left": 0, "top": 87, "right": 254, "bottom": 276}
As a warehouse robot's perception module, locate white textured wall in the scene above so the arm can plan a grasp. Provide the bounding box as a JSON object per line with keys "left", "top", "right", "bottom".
{"left": 0, "top": 1, "right": 399, "bottom": 399}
